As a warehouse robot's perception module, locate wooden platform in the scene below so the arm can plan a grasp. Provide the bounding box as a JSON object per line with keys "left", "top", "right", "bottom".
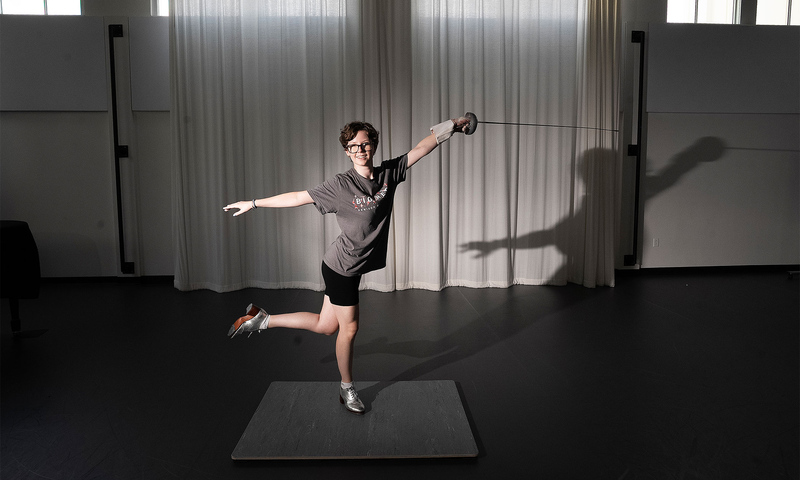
{"left": 231, "top": 380, "right": 478, "bottom": 460}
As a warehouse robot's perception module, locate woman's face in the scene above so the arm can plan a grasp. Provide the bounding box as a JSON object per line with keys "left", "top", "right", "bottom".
{"left": 344, "top": 130, "right": 375, "bottom": 167}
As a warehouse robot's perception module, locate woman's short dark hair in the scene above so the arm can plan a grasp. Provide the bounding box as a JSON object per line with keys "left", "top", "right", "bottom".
{"left": 340, "top": 121, "right": 379, "bottom": 150}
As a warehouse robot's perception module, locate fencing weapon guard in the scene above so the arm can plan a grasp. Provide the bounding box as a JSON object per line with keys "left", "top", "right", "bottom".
{"left": 464, "top": 112, "right": 478, "bottom": 135}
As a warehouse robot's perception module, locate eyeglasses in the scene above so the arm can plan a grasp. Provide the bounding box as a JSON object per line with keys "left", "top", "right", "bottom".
{"left": 345, "top": 142, "right": 373, "bottom": 154}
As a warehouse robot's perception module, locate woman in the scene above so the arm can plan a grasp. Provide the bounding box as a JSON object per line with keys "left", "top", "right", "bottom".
{"left": 223, "top": 116, "right": 470, "bottom": 414}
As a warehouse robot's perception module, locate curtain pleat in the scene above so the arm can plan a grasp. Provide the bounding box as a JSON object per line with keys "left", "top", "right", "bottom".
{"left": 171, "top": 0, "right": 619, "bottom": 292}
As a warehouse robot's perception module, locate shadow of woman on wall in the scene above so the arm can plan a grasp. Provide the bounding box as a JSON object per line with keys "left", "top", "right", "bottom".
{"left": 458, "top": 137, "right": 726, "bottom": 284}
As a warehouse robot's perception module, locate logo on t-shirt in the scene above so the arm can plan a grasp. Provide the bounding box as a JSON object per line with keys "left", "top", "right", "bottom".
{"left": 352, "top": 183, "right": 389, "bottom": 212}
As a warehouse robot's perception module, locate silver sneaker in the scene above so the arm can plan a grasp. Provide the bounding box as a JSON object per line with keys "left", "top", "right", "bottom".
{"left": 227, "top": 303, "right": 270, "bottom": 338}
{"left": 339, "top": 385, "right": 365, "bottom": 414}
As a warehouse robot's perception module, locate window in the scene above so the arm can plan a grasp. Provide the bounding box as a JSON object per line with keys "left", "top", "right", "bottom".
{"left": 667, "top": 0, "right": 740, "bottom": 24}
{"left": 154, "top": 0, "right": 168, "bottom": 16}
{"left": 756, "top": 0, "right": 797, "bottom": 24}
{"left": 1, "top": 0, "right": 80, "bottom": 14}
{"left": 668, "top": 0, "right": 799, "bottom": 25}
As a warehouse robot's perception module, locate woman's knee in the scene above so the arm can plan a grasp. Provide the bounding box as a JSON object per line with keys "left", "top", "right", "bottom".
{"left": 339, "top": 320, "right": 359, "bottom": 338}
{"left": 320, "top": 322, "right": 339, "bottom": 336}
{"left": 317, "top": 312, "right": 340, "bottom": 336}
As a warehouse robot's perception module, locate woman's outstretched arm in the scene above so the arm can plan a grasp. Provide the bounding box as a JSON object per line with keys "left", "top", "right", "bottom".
{"left": 407, "top": 116, "right": 472, "bottom": 168}
{"left": 223, "top": 190, "right": 314, "bottom": 216}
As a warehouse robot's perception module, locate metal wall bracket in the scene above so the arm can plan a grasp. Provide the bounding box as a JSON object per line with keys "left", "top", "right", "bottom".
{"left": 109, "top": 24, "right": 135, "bottom": 275}
{"left": 624, "top": 30, "right": 646, "bottom": 267}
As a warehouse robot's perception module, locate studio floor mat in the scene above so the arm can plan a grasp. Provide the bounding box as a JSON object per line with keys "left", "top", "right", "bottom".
{"left": 231, "top": 380, "right": 478, "bottom": 460}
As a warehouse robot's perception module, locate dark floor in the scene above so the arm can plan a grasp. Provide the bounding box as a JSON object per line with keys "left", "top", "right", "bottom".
{"left": 1, "top": 268, "right": 798, "bottom": 480}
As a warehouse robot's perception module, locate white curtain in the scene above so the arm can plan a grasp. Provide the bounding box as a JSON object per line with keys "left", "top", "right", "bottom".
{"left": 171, "top": 0, "right": 619, "bottom": 293}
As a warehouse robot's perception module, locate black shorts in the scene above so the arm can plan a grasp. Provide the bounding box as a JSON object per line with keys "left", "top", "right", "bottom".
{"left": 321, "top": 262, "right": 361, "bottom": 307}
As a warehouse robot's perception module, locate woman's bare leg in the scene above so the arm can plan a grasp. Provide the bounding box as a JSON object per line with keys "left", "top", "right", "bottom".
{"left": 331, "top": 302, "right": 363, "bottom": 414}
{"left": 262, "top": 296, "right": 359, "bottom": 383}
{"left": 332, "top": 303, "right": 359, "bottom": 383}
{"left": 266, "top": 295, "right": 340, "bottom": 335}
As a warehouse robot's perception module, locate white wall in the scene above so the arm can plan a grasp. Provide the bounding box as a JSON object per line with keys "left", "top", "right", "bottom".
{"left": 641, "top": 23, "right": 800, "bottom": 267}
{"left": 0, "top": 112, "right": 118, "bottom": 276}
{"left": 83, "top": 0, "right": 151, "bottom": 17}
{"left": 0, "top": 5, "right": 172, "bottom": 277}
{"left": 617, "top": 0, "right": 799, "bottom": 269}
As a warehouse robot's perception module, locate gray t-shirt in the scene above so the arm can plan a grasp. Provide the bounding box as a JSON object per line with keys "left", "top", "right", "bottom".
{"left": 307, "top": 154, "right": 408, "bottom": 277}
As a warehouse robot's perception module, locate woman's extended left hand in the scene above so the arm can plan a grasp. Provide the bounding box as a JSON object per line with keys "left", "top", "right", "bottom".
{"left": 223, "top": 201, "right": 253, "bottom": 217}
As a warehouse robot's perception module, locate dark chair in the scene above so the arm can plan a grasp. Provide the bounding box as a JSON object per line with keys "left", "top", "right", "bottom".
{"left": 1, "top": 220, "right": 42, "bottom": 336}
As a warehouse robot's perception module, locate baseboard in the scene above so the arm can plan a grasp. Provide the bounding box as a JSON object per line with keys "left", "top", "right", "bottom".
{"left": 41, "top": 275, "right": 174, "bottom": 284}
